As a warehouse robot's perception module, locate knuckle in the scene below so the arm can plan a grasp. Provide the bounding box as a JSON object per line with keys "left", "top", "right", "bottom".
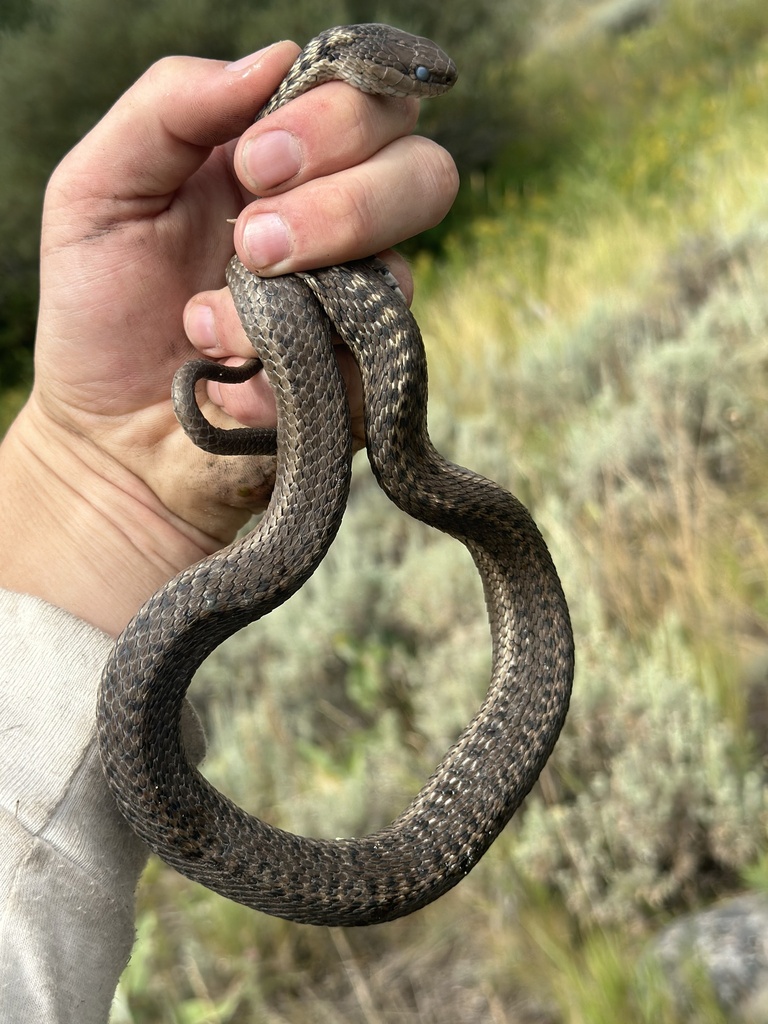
{"left": 338, "top": 87, "right": 420, "bottom": 146}
{"left": 142, "top": 54, "right": 186, "bottom": 89}
{"left": 420, "top": 140, "right": 460, "bottom": 208}
{"left": 317, "top": 176, "right": 378, "bottom": 251}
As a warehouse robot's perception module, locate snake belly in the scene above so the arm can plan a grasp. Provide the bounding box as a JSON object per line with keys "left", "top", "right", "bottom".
{"left": 97, "top": 24, "right": 574, "bottom": 927}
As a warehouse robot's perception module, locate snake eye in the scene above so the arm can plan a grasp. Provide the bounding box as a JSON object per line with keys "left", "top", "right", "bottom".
{"left": 414, "top": 65, "right": 432, "bottom": 82}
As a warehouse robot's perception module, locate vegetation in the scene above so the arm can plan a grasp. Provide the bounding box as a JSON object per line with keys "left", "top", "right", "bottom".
{"left": 2, "top": 0, "right": 768, "bottom": 1020}
{"left": 0, "top": 0, "right": 527, "bottom": 389}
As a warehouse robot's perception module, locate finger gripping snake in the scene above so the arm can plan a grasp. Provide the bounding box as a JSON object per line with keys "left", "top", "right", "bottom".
{"left": 97, "top": 24, "right": 574, "bottom": 927}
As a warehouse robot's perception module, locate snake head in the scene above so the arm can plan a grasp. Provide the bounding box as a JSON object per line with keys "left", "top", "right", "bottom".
{"left": 316, "top": 23, "right": 458, "bottom": 99}
{"left": 261, "top": 23, "right": 458, "bottom": 118}
{"left": 366, "top": 23, "right": 458, "bottom": 96}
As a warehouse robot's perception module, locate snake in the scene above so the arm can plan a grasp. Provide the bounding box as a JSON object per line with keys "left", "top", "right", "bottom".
{"left": 97, "top": 23, "right": 574, "bottom": 927}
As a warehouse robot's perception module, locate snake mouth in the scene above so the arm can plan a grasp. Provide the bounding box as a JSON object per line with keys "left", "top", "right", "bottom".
{"left": 369, "top": 29, "right": 459, "bottom": 96}
{"left": 365, "top": 62, "right": 458, "bottom": 96}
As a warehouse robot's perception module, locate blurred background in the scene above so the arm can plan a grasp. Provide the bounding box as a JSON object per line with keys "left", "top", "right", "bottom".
{"left": 2, "top": 0, "right": 767, "bottom": 1021}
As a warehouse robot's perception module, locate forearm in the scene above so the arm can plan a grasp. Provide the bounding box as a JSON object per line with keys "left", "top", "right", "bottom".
{"left": 0, "top": 588, "right": 147, "bottom": 1022}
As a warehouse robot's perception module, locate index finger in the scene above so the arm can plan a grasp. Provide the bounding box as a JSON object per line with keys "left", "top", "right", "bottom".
{"left": 49, "top": 43, "right": 300, "bottom": 213}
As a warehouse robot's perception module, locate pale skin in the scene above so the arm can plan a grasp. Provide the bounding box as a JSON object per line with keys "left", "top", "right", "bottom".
{"left": 0, "top": 41, "right": 459, "bottom": 637}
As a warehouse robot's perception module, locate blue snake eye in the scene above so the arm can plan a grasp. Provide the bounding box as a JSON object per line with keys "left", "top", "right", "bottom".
{"left": 414, "top": 65, "right": 432, "bottom": 82}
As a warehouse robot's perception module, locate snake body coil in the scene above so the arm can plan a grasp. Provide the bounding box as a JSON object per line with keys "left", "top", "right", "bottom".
{"left": 97, "top": 24, "right": 574, "bottom": 926}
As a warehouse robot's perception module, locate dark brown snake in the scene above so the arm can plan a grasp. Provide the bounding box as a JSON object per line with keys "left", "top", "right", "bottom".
{"left": 97, "top": 24, "right": 574, "bottom": 927}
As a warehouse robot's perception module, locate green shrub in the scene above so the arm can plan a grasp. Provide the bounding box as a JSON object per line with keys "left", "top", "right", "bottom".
{"left": 512, "top": 621, "right": 766, "bottom": 930}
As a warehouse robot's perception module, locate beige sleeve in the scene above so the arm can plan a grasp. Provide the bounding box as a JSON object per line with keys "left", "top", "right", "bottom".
{"left": 0, "top": 589, "right": 150, "bottom": 1024}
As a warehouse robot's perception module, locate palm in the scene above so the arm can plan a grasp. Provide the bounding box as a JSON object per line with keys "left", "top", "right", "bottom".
{"left": 36, "top": 145, "right": 239, "bottom": 422}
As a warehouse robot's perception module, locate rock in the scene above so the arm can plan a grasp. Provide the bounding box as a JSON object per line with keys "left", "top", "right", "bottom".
{"left": 652, "top": 893, "right": 768, "bottom": 1022}
{"left": 591, "top": 0, "right": 663, "bottom": 37}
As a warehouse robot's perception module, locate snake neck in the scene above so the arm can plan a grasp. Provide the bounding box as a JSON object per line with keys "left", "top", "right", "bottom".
{"left": 259, "top": 60, "right": 335, "bottom": 118}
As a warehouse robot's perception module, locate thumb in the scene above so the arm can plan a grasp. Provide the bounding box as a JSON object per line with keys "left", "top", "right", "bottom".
{"left": 49, "top": 42, "right": 299, "bottom": 215}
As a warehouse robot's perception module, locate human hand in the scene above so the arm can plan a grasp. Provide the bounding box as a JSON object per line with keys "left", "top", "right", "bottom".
{"left": 0, "top": 41, "right": 457, "bottom": 634}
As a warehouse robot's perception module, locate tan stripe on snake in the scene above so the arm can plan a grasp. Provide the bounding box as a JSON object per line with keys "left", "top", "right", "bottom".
{"left": 97, "top": 23, "right": 574, "bottom": 927}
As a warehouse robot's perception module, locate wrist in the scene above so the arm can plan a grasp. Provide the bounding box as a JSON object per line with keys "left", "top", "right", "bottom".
{"left": 0, "top": 399, "right": 221, "bottom": 636}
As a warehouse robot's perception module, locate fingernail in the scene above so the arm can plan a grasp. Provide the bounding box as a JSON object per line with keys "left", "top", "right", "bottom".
{"left": 185, "top": 303, "right": 218, "bottom": 349}
{"left": 225, "top": 44, "right": 274, "bottom": 73}
{"left": 243, "top": 131, "right": 302, "bottom": 191}
{"left": 243, "top": 213, "right": 291, "bottom": 270}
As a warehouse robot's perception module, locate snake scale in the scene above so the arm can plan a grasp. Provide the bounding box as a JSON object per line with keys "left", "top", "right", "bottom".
{"left": 97, "top": 24, "right": 574, "bottom": 927}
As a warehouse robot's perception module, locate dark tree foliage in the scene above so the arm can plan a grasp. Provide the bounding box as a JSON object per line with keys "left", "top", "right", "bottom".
{"left": 0, "top": 0, "right": 36, "bottom": 32}
{"left": 0, "top": 0, "right": 528, "bottom": 392}
{"left": 347, "top": 0, "right": 528, "bottom": 171}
